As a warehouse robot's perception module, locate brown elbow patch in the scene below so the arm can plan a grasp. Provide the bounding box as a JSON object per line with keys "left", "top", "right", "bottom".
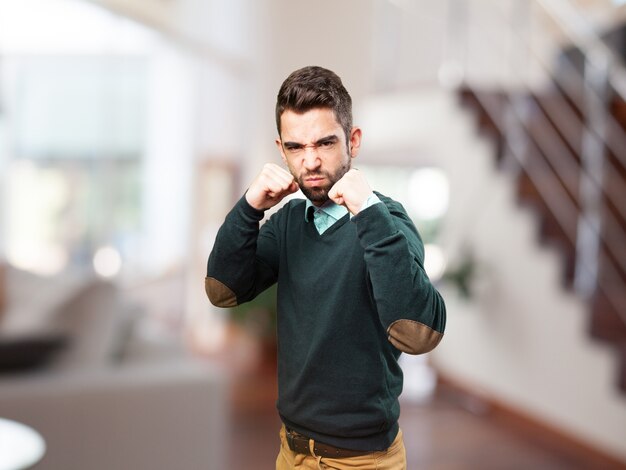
{"left": 387, "top": 319, "right": 443, "bottom": 355}
{"left": 205, "top": 277, "right": 238, "bottom": 307}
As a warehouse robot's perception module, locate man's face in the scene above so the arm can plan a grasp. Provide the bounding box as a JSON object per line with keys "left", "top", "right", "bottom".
{"left": 276, "top": 108, "right": 361, "bottom": 206}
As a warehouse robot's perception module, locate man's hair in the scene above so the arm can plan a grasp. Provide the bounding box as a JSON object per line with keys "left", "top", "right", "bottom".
{"left": 275, "top": 66, "right": 353, "bottom": 144}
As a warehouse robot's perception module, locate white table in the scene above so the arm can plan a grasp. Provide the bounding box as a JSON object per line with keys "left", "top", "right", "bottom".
{"left": 0, "top": 418, "right": 45, "bottom": 470}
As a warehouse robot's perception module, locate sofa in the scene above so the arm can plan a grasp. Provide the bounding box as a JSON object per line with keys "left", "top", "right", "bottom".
{"left": 0, "top": 266, "right": 226, "bottom": 470}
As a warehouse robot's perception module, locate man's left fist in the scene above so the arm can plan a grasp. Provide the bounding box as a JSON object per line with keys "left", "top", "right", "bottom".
{"left": 328, "top": 169, "right": 373, "bottom": 215}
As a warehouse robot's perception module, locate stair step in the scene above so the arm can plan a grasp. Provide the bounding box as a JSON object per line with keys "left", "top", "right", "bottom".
{"left": 524, "top": 114, "right": 581, "bottom": 206}
{"left": 619, "top": 347, "right": 626, "bottom": 393}
{"left": 459, "top": 88, "right": 507, "bottom": 163}
{"left": 516, "top": 166, "right": 578, "bottom": 286}
{"left": 600, "top": 229, "right": 626, "bottom": 286}
{"left": 589, "top": 288, "right": 626, "bottom": 343}
{"left": 531, "top": 92, "right": 584, "bottom": 161}
{"left": 610, "top": 97, "right": 626, "bottom": 131}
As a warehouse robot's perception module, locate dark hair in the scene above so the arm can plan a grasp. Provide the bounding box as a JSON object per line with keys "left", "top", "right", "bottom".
{"left": 275, "top": 66, "right": 353, "bottom": 144}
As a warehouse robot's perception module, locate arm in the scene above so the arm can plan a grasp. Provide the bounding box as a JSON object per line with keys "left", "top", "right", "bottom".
{"left": 205, "top": 163, "right": 297, "bottom": 307}
{"left": 205, "top": 196, "right": 278, "bottom": 307}
{"left": 352, "top": 200, "right": 446, "bottom": 355}
{"left": 329, "top": 169, "right": 446, "bottom": 355}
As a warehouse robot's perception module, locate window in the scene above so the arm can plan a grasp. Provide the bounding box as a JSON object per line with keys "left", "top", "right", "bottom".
{"left": 0, "top": 0, "right": 153, "bottom": 276}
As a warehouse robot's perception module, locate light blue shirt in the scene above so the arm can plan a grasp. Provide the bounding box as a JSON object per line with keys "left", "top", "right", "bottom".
{"left": 305, "top": 193, "right": 381, "bottom": 234}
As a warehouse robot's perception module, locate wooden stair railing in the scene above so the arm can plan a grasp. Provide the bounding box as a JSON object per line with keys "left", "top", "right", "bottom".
{"left": 459, "top": 85, "right": 626, "bottom": 393}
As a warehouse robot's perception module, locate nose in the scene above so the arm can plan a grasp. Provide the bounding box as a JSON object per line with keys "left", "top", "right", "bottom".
{"left": 302, "top": 147, "right": 321, "bottom": 171}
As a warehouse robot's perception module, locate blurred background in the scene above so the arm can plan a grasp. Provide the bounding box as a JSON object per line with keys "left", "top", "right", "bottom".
{"left": 0, "top": 0, "right": 625, "bottom": 468}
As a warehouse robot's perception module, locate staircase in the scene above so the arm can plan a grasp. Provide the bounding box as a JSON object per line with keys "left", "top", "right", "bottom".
{"left": 458, "top": 37, "right": 626, "bottom": 392}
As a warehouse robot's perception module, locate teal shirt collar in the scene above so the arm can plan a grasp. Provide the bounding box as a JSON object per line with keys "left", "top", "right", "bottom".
{"left": 304, "top": 199, "right": 348, "bottom": 222}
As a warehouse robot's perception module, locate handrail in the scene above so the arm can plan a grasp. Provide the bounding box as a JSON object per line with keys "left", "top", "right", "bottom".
{"left": 477, "top": 0, "right": 626, "bottom": 238}
{"left": 482, "top": 0, "right": 626, "bottom": 206}
{"left": 553, "top": 56, "right": 626, "bottom": 169}
{"left": 469, "top": 89, "right": 626, "bottom": 325}
{"left": 536, "top": 84, "right": 626, "bottom": 224}
{"left": 536, "top": 0, "right": 626, "bottom": 101}
{"left": 454, "top": 0, "right": 626, "bottom": 326}
{"left": 522, "top": 99, "right": 626, "bottom": 272}
{"left": 484, "top": 0, "right": 626, "bottom": 305}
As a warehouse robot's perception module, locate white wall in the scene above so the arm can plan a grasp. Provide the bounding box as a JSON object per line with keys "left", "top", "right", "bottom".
{"left": 141, "top": 41, "right": 196, "bottom": 274}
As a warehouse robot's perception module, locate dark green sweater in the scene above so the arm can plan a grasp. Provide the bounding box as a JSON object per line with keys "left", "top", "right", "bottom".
{"left": 206, "top": 192, "right": 446, "bottom": 451}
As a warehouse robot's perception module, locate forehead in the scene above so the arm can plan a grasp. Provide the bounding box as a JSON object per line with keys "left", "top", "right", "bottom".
{"left": 280, "top": 108, "right": 344, "bottom": 142}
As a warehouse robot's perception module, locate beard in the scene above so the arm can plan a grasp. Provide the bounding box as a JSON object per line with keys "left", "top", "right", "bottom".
{"left": 296, "top": 159, "right": 351, "bottom": 205}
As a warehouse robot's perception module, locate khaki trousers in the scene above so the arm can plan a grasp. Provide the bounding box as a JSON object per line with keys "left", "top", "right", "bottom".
{"left": 275, "top": 425, "right": 406, "bottom": 470}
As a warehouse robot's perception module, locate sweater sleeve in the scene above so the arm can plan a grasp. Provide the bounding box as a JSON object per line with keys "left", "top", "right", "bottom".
{"left": 205, "top": 194, "right": 279, "bottom": 307}
{"left": 351, "top": 198, "right": 446, "bottom": 355}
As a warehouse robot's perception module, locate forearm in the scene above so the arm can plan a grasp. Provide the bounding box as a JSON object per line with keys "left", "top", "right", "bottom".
{"left": 353, "top": 203, "right": 446, "bottom": 354}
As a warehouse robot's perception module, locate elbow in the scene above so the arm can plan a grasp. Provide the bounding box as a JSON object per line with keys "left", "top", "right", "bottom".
{"left": 387, "top": 319, "right": 444, "bottom": 355}
{"left": 205, "top": 277, "right": 238, "bottom": 308}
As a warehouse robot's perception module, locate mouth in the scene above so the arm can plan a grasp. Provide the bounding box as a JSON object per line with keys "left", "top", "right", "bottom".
{"left": 303, "top": 175, "right": 326, "bottom": 186}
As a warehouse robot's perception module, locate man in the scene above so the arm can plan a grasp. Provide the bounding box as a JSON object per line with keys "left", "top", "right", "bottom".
{"left": 206, "top": 66, "right": 446, "bottom": 469}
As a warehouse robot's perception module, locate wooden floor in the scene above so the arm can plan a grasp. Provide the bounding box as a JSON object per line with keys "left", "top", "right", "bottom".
{"left": 225, "top": 363, "right": 626, "bottom": 470}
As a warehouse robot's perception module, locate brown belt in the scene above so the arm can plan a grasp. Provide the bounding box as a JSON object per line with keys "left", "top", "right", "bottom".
{"left": 285, "top": 428, "right": 370, "bottom": 459}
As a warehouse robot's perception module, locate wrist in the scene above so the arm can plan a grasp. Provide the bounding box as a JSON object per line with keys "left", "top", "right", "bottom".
{"left": 359, "top": 192, "right": 381, "bottom": 212}
{"left": 243, "top": 191, "right": 267, "bottom": 214}
{"left": 245, "top": 190, "right": 265, "bottom": 211}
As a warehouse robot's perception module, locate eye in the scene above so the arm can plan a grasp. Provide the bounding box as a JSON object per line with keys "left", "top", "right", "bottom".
{"left": 320, "top": 141, "right": 334, "bottom": 148}
{"left": 284, "top": 144, "right": 303, "bottom": 152}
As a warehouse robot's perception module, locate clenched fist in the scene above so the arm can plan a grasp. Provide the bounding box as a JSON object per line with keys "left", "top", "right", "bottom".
{"left": 328, "top": 169, "right": 373, "bottom": 215}
{"left": 246, "top": 163, "right": 299, "bottom": 211}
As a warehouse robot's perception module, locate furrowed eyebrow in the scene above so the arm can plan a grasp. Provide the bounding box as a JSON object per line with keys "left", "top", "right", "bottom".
{"left": 281, "top": 134, "right": 339, "bottom": 150}
{"left": 282, "top": 141, "right": 303, "bottom": 149}
{"left": 315, "top": 135, "right": 339, "bottom": 145}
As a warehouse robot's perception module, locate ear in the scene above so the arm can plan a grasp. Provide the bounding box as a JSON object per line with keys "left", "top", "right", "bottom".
{"left": 349, "top": 127, "right": 362, "bottom": 158}
{"left": 276, "top": 138, "right": 287, "bottom": 164}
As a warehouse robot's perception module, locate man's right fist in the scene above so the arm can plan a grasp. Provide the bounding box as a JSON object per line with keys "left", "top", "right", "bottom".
{"left": 245, "top": 163, "right": 299, "bottom": 211}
